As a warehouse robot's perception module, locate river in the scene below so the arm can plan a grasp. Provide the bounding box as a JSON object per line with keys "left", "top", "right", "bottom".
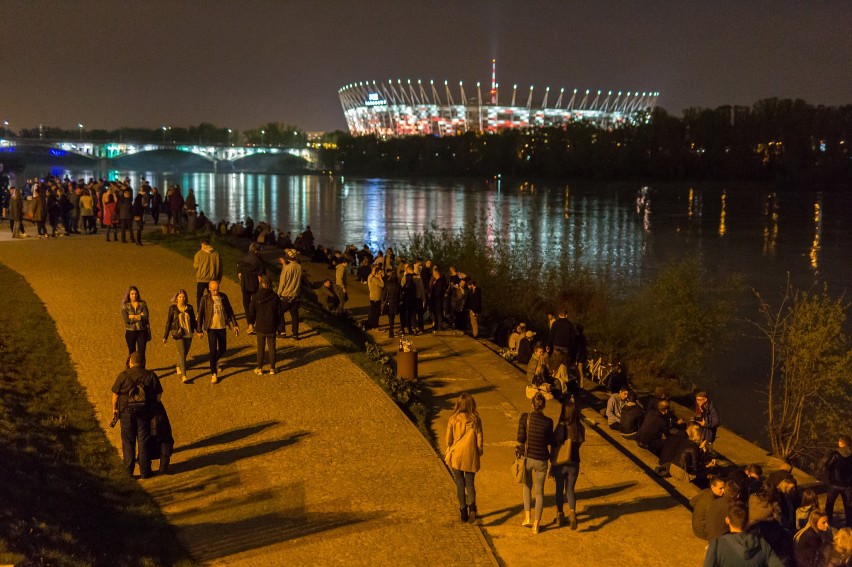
{"left": 16, "top": 165, "right": 852, "bottom": 443}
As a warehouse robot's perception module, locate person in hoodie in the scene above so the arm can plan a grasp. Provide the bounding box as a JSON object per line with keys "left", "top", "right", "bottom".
{"left": 193, "top": 237, "right": 222, "bottom": 312}
{"left": 825, "top": 434, "right": 852, "bottom": 528}
{"left": 237, "top": 242, "right": 265, "bottom": 333}
{"left": 247, "top": 275, "right": 281, "bottom": 375}
{"left": 703, "top": 503, "right": 784, "bottom": 567}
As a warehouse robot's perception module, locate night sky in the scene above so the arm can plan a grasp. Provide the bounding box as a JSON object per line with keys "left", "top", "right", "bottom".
{"left": 2, "top": 0, "right": 850, "bottom": 133}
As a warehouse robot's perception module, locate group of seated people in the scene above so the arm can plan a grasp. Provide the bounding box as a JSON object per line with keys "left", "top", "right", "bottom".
{"left": 604, "top": 386, "right": 720, "bottom": 480}
{"left": 694, "top": 462, "right": 851, "bottom": 566}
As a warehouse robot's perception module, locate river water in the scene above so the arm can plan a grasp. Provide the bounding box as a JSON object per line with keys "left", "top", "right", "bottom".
{"left": 18, "top": 166, "right": 852, "bottom": 442}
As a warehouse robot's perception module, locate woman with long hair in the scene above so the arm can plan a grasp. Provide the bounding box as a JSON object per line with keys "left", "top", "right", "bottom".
{"left": 518, "top": 392, "right": 553, "bottom": 534}
{"left": 550, "top": 396, "right": 585, "bottom": 529}
{"left": 444, "top": 393, "right": 484, "bottom": 523}
{"left": 820, "top": 527, "right": 852, "bottom": 567}
{"left": 121, "top": 285, "right": 150, "bottom": 367}
{"left": 162, "top": 289, "right": 197, "bottom": 383}
{"left": 794, "top": 509, "right": 830, "bottom": 567}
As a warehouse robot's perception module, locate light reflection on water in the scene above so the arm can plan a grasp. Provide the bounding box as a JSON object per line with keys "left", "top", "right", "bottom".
{"left": 22, "top": 167, "right": 852, "bottom": 441}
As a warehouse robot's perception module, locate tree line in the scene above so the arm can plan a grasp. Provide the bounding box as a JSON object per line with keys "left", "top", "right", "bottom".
{"left": 320, "top": 98, "right": 851, "bottom": 184}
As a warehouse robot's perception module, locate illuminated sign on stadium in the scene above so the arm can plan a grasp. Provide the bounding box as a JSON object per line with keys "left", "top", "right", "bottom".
{"left": 364, "top": 93, "right": 387, "bottom": 107}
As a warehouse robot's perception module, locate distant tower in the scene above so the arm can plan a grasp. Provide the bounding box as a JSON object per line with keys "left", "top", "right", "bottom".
{"left": 490, "top": 59, "right": 497, "bottom": 105}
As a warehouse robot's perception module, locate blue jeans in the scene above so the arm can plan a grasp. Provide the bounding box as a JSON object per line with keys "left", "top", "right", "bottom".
{"left": 523, "top": 458, "right": 548, "bottom": 522}
{"left": 554, "top": 463, "right": 580, "bottom": 513}
{"left": 175, "top": 337, "right": 192, "bottom": 375}
{"left": 452, "top": 469, "right": 476, "bottom": 508}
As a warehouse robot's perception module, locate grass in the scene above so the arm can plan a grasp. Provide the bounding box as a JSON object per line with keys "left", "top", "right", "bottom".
{"left": 0, "top": 264, "right": 192, "bottom": 567}
{"left": 145, "top": 230, "right": 435, "bottom": 445}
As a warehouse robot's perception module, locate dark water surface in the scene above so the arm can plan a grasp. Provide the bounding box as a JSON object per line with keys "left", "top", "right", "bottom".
{"left": 19, "top": 166, "right": 852, "bottom": 443}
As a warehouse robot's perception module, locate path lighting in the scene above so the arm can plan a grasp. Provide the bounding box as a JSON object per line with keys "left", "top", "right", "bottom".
{"left": 227, "top": 128, "right": 232, "bottom": 146}
{"left": 261, "top": 129, "right": 265, "bottom": 146}
{"left": 3, "top": 120, "right": 8, "bottom": 138}
{"left": 77, "top": 123, "right": 84, "bottom": 141}
{"left": 161, "top": 125, "right": 169, "bottom": 143}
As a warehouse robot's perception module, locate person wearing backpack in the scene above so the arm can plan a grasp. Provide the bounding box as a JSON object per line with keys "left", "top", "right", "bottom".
{"left": 111, "top": 352, "right": 163, "bottom": 479}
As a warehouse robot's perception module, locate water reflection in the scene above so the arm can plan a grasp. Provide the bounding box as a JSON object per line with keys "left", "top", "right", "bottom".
{"left": 810, "top": 194, "right": 823, "bottom": 271}
{"left": 763, "top": 192, "right": 779, "bottom": 256}
{"left": 719, "top": 190, "right": 727, "bottom": 237}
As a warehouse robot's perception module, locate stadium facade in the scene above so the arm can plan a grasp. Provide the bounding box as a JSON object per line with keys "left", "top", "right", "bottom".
{"left": 338, "top": 61, "right": 659, "bottom": 137}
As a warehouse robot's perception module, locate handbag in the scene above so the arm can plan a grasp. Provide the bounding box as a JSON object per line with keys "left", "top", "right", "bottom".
{"left": 554, "top": 430, "right": 573, "bottom": 466}
{"left": 171, "top": 328, "right": 186, "bottom": 340}
{"left": 511, "top": 414, "right": 532, "bottom": 484}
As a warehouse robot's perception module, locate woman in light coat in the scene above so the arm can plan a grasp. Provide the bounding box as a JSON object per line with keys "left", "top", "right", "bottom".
{"left": 445, "top": 393, "right": 484, "bottom": 523}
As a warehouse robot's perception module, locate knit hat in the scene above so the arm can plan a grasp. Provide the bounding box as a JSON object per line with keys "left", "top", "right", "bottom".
{"left": 284, "top": 248, "right": 298, "bottom": 260}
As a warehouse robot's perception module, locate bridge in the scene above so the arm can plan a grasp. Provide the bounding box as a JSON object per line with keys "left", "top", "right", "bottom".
{"left": 0, "top": 138, "right": 320, "bottom": 169}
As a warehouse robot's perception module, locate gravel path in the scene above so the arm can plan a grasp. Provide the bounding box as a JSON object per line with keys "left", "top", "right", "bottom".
{"left": 1, "top": 235, "right": 494, "bottom": 566}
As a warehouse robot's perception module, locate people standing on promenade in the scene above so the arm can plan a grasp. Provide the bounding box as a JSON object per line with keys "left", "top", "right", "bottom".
{"left": 551, "top": 396, "right": 585, "bottom": 530}
{"left": 382, "top": 270, "right": 402, "bottom": 338}
{"left": 517, "top": 392, "right": 553, "bottom": 534}
{"left": 703, "top": 503, "right": 784, "bottom": 567}
{"left": 8, "top": 187, "right": 24, "bottom": 238}
{"left": 824, "top": 434, "right": 852, "bottom": 528}
{"left": 121, "top": 286, "right": 150, "bottom": 368}
{"left": 193, "top": 237, "right": 222, "bottom": 312}
{"left": 692, "top": 477, "right": 726, "bottom": 540}
{"left": 428, "top": 265, "right": 447, "bottom": 333}
{"left": 237, "top": 243, "right": 265, "bottom": 334}
{"left": 444, "top": 393, "right": 484, "bottom": 524}
{"left": 451, "top": 277, "right": 470, "bottom": 331}
{"left": 103, "top": 193, "right": 119, "bottom": 241}
{"left": 32, "top": 185, "right": 47, "bottom": 238}
{"left": 111, "top": 351, "right": 162, "bottom": 479}
{"left": 401, "top": 264, "right": 418, "bottom": 334}
{"left": 162, "top": 289, "right": 197, "bottom": 383}
{"left": 366, "top": 264, "right": 384, "bottom": 330}
{"left": 248, "top": 275, "right": 281, "bottom": 375}
{"left": 79, "top": 186, "right": 95, "bottom": 235}
{"left": 132, "top": 186, "right": 147, "bottom": 246}
{"left": 149, "top": 187, "right": 162, "bottom": 225}
{"left": 277, "top": 248, "right": 303, "bottom": 339}
{"left": 302, "top": 225, "right": 314, "bottom": 253}
{"left": 185, "top": 188, "right": 197, "bottom": 232}
{"left": 196, "top": 280, "right": 239, "bottom": 384}
{"left": 694, "top": 391, "right": 720, "bottom": 455}
{"left": 334, "top": 257, "right": 349, "bottom": 315}
{"left": 467, "top": 280, "right": 482, "bottom": 338}
{"left": 118, "top": 189, "right": 135, "bottom": 243}
{"left": 169, "top": 185, "right": 185, "bottom": 230}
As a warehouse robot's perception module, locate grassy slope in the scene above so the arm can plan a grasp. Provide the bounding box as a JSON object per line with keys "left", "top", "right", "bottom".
{"left": 0, "top": 264, "right": 191, "bottom": 567}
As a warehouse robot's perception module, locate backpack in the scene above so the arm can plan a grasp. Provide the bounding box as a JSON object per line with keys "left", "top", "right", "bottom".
{"left": 125, "top": 377, "right": 148, "bottom": 411}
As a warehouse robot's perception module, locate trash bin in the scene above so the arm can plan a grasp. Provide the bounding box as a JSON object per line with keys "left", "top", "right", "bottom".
{"left": 397, "top": 349, "right": 418, "bottom": 381}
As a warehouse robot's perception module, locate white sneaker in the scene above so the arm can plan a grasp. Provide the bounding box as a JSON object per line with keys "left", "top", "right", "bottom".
{"left": 267, "top": 368, "right": 276, "bottom": 375}
{"left": 176, "top": 366, "right": 182, "bottom": 375}
{"left": 210, "top": 374, "right": 218, "bottom": 384}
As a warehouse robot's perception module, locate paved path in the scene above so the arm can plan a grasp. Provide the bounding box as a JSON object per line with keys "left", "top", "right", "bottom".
{"left": 0, "top": 234, "right": 494, "bottom": 566}
{"left": 302, "top": 262, "right": 710, "bottom": 567}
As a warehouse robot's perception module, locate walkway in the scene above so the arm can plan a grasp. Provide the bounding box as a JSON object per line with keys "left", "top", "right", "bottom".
{"left": 299, "top": 263, "right": 709, "bottom": 566}
{"left": 0, "top": 235, "right": 494, "bottom": 566}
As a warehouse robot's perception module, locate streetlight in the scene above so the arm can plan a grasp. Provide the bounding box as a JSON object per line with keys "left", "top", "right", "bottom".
{"left": 227, "top": 128, "right": 232, "bottom": 146}
{"left": 2, "top": 120, "right": 8, "bottom": 138}
{"left": 77, "top": 123, "right": 84, "bottom": 141}
{"left": 261, "top": 129, "right": 265, "bottom": 146}
{"left": 292, "top": 131, "right": 297, "bottom": 147}
{"left": 161, "top": 125, "right": 169, "bottom": 144}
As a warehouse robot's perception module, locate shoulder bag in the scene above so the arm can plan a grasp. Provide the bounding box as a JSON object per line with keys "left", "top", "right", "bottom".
{"left": 553, "top": 423, "right": 573, "bottom": 466}
{"left": 511, "top": 414, "right": 531, "bottom": 484}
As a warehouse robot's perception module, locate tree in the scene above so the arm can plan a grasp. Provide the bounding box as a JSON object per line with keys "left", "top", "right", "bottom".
{"left": 753, "top": 282, "right": 852, "bottom": 461}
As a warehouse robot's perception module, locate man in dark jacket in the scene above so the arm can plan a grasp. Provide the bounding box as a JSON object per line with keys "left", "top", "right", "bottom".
{"left": 636, "top": 399, "right": 676, "bottom": 455}
{"left": 428, "top": 266, "right": 447, "bottom": 333}
{"left": 237, "top": 243, "right": 265, "bottom": 333}
{"left": 196, "top": 280, "right": 239, "bottom": 384}
{"left": 548, "top": 309, "right": 577, "bottom": 362}
{"left": 467, "top": 279, "right": 482, "bottom": 338}
{"left": 692, "top": 477, "right": 726, "bottom": 540}
{"left": 118, "top": 189, "right": 135, "bottom": 243}
{"left": 132, "top": 187, "right": 148, "bottom": 246}
{"left": 111, "top": 352, "right": 163, "bottom": 479}
{"left": 825, "top": 434, "right": 852, "bottom": 528}
{"left": 248, "top": 275, "right": 281, "bottom": 375}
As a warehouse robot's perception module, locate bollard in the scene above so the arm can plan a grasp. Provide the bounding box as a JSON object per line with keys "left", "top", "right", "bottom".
{"left": 397, "top": 349, "right": 418, "bottom": 381}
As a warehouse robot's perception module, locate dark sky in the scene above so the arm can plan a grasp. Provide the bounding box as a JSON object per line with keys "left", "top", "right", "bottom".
{"left": 2, "top": 0, "right": 850, "bottom": 133}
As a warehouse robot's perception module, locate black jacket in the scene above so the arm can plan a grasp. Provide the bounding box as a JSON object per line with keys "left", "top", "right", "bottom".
{"left": 428, "top": 275, "right": 447, "bottom": 306}
{"left": 382, "top": 279, "right": 401, "bottom": 315}
{"left": 238, "top": 253, "right": 265, "bottom": 292}
{"left": 111, "top": 366, "right": 162, "bottom": 413}
{"left": 636, "top": 410, "right": 672, "bottom": 447}
{"left": 548, "top": 317, "right": 577, "bottom": 358}
{"left": 467, "top": 287, "right": 482, "bottom": 313}
{"left": 197, "top": 292, "right": 237, "bottom": 331}
{"left": 247, "top": 288, "right": 281, "bottom": 334}
{"left": 163, "top": 304, "right": 197, "bottom": 341}
{"left": 619, "top": 404, "right": 645, "bottom": 435}
{"left": 825, "top": 449, "right": 852, "bottom": 487}
{"left": 517, "top": 411, "right": 553, "bottom": 462}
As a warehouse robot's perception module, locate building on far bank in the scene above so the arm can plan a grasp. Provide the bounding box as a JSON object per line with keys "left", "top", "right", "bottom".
{"left": 339, "top": 60, "right": 658, "bottom": 137}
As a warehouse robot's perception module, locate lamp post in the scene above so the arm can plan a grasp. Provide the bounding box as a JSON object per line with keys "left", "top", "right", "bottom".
{"left": 77, "top": 123, "right": 84, "bottom": 142}
{"left": 292, "top": 131, "right": 297, "bottom": 148}
{"left": 2, "top": 120, "right": 8, "bottom": 138}
{"left": 261, "top": 129, "right": 265, "bottom": 146}
{"left": 227, "top": 128, "right": 232, "bottom": 146}
{"left": 161, "top": 125, "right": 168, "bottom": 144}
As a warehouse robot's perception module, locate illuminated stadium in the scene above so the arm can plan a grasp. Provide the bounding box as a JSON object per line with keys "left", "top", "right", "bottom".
{"left": 338, "top": 60, "right": 659, "bottom": 137}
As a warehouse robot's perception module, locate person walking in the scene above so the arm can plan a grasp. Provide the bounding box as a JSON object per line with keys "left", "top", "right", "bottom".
{"left": 162, "top": 289, "right": 197, "bottom": 383}
{"left": 247, "top": 275, "right": 281, "bottom": 375}
{"left": 196, "top": 280, "right": 239, "bottom": 384}
{"left": 8, "top": 186, "right": 24, "bottom": 238}
{"left": 825, "top": 434, "right": 852, "bottom": 528}
{"left": 193, "top": 237, "right": 222, "bottom": 312}
{"left": 110, "top": 351, "right": 162, "bottom": 479}
{"left": 518, "top": 392, "right": 553, "bottom": 534}
{"left": 276, "top": 248, "right": 303, "bottom": 339}
{"left": 444, "top": 393, "right": 484, "bottom": 524}
{"left": 237, "top": 242, "right": 265, "bottom": 334}
{"left": 551, "top": 396, "right": 585, "bottom": 530}
{"left": 121, "top": 286, "right": 150, "bottom": 368}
